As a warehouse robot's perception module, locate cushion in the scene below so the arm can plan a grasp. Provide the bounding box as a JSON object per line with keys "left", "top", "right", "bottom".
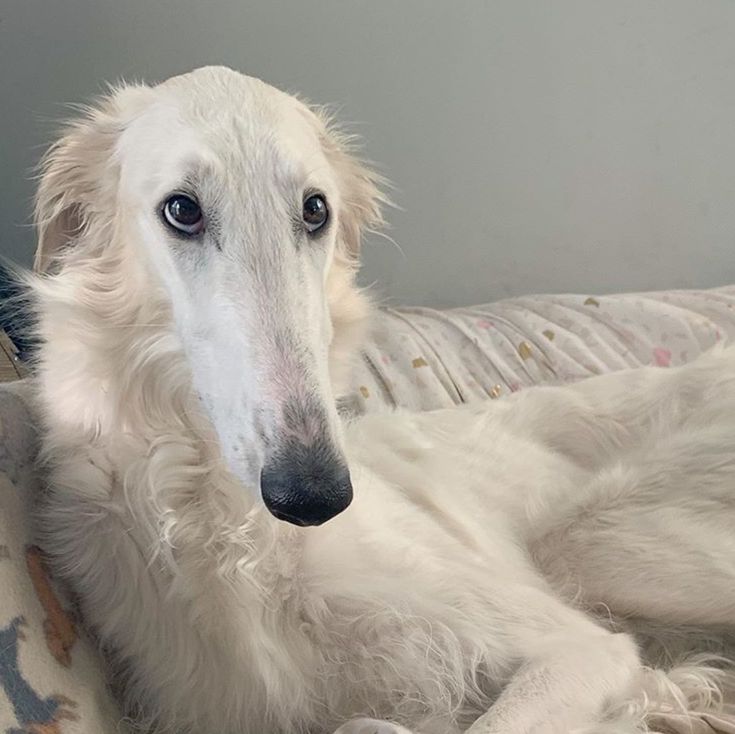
{"left": 344, "top": 286, "right": 735, "bottom": 413}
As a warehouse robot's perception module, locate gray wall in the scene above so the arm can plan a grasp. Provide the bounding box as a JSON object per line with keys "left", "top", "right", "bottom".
{"left": 2, "top": 1, "right": 735, "bottom": 307}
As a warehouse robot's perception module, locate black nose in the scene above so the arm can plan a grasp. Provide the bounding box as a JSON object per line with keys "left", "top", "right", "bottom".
{"left": 260, "top": 441, "right": 353, "bottom": 526}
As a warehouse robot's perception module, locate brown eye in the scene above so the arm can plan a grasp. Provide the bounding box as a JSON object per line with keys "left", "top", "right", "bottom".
{"left": 302, "top": 193, "right": 329, "bottom": 234}
{"left": 163, "top": 194, "right": 204, "bottom": 235}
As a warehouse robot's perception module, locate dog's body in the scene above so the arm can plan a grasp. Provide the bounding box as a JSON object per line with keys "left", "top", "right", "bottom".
{"left": 30, "top": 67, "right": 735, "bottom": 734}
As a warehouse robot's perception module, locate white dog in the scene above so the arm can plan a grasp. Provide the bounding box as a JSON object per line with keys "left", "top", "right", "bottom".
{"left": 29, "top": 66, "right": 735, "bottom": 734}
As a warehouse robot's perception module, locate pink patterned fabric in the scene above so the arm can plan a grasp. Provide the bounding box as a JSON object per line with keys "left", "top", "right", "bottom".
{"left": 345, "top": 287, "right": 735, "bottom": 413}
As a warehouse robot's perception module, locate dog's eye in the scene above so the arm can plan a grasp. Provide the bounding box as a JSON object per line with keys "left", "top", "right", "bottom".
{"left": 302, "top": 194, "right": 329, "bottom": 234}
{"left": 162, "top": 194, "right": 204, "bottom": 236}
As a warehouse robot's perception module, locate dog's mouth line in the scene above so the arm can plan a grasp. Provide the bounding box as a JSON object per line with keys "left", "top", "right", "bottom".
{"left": 266, "top": 506, "right": 324, "bottom": 527}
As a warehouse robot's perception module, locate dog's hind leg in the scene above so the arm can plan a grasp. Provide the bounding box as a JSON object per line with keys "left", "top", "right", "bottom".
{"left": 529, "top": 431, "right": 735, "bottom": 734}
{"left": 501, "top": 345, "right": 735, "bottom": 472}
{"left": 536, "top": 424, "right": 735, "bottom": 628}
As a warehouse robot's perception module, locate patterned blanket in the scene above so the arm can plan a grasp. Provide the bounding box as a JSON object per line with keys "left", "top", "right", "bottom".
{"left": 3, "top": 286, "right": 735, "bottom": 733}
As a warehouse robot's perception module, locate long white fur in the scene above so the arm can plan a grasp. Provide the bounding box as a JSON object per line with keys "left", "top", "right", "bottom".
{"left": 29, "top": 67, "right": 735, "bottom": 734}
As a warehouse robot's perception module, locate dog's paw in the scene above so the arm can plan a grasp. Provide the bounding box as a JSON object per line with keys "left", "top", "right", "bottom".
{"left": 333, "top": 718, "right": 414, "bottom": 734}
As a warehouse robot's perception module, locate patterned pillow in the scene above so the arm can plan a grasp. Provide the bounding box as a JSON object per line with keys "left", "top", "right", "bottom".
{"left": 0, "top": 385, "right": 126, "bottom": 734}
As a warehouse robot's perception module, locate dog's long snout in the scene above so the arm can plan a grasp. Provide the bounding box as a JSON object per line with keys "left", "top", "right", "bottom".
{"left": 260, "top": 440, "right": 353, "bottom": 526}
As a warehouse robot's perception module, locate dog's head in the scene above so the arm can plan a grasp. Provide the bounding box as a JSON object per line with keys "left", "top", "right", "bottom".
{"left": 33, "top": 66, "right": 385, "bottom": 526}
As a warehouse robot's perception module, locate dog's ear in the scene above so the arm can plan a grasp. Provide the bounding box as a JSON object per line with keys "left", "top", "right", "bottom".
{"left": 313, "top": 110, "right": 388, "bottom": 262}
{"left": 33, "top": 85, "right": 151, "bottom": 274}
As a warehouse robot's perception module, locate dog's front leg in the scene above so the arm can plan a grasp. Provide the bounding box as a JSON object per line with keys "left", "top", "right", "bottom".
{"left": 333, "top": 718, "right": 415, "bottom": 734}
{"left": 466, "top": 596, "right": 642, "bottom": 734}
{"left": 335, "top": 587, "right": 640, "bottom": 734}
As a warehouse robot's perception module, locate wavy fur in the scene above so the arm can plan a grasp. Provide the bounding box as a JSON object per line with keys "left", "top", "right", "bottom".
{"left": 30, "top": 67, "right": 735, "bottom": 734}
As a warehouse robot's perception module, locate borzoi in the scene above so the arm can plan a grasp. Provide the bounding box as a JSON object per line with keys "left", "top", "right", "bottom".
{"left": 29, "top": 66, "right": 735, "bottom": 734}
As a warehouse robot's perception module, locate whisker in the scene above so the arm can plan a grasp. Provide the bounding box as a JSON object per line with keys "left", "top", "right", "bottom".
{"left": 366, "top": 228, "right": 406, "bottom": 260}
